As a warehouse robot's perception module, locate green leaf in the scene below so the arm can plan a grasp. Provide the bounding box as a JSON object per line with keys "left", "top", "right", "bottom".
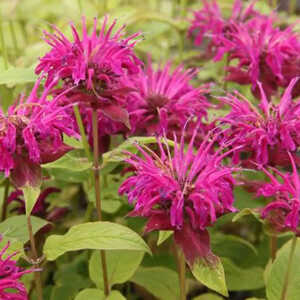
{"left": 75, "top": 289, "right": 126, "bottom": 300}
{"left": 50, "top": 285, "right": 78, "bottom": 300}
{"left": 0, "top": 66, "right": 37, "bottom": 86}
{"left": 75, "top": 289, "right": 104, "bottom": 300}
{"left": 157, "top": 230, "right": 173, "bottom": 246}
{"left": 266, "top": 237, "right": 300, "bottom": 300}
{"left": 83, "top": 174, "right": 123, "bottom": 214}
{"left": 22, "top": 185, "right": 40, "bottom": 216}
{"left": 232, "top": 208, "right": 262, "bottom": 223}
{"left": 211, "top": 233, "right": 257, "bottom": 268}
{"left": 44, "top": 153, "right": 92, "bottom": 183}
{"left": 89, "top": 250, "right": 144, "bottom": 290}
{"left": 0, "top": 236, "right": 23, "bottom": 259}
{"left": 43, "top": 221, "right": 151, "bottom": 261}
{"left": 221, "top": 258, "right": 264, "bottom": 291}
{"left": 193, "top": 293, "right": 224, "bottom": 300}
{"left": 107, "top": 291, "right": 126, "bottom": 300}
{"left": 102, "top": 136, "right": 175, "bottom": 165}
{"left": 63, "top": 134, "right": 83, "bottom": 149}
{"left": 190, "top": 256, "right": 228, "bottom": 297}
{"left": 0, "top": 215, "right": 48, "bottom": 243}
{"left": 131, "top": 267, "right": 179, "bottom": 300}
{"left": 44, "top": 153, "right": 91, "bottom": 171}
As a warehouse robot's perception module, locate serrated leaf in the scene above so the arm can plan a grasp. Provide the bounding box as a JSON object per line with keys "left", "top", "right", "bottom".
{"left": 22, "top": 185, "right": 40, "bottom": 216}
{"left": 221, "top": 258, "right": 264, "bottom": 291}
{"left": 89, "top": 250, "right": 144, "bottom": 290}
{"left": 266, "top": 237, "right": 300, "bottom": 300}
{"left": 0, "top": 215, "right": 48, "bottom": 243}
{"left": 190, "top": 256, "right": 228, "bottom": 297}
{"left": 131, "top": 267, "right": 179, "bottom": 300}
{"left": 157, "top": 231, "right": 173, "bottom": 246}
{"left": 43, "top": 221, "right": 151, "bottom": 261}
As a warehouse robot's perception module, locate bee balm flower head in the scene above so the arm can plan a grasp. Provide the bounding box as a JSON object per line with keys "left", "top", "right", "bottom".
{"left": 220, "top": 78, "right": 300, "bottom": 167}
{"left": 258, "top": 153, "right": 300, "bottom": 235}
{"left": 36, "top": 16, "right": 143, "bottom": 127}
{"left": 119, "top": 127, "right": 238, "bottom": 265}
{"left": 127, "top": 57, "right": 210, "bottom": 136}
{"left": 0, "top": 79, "right": 77, "bottom": 187}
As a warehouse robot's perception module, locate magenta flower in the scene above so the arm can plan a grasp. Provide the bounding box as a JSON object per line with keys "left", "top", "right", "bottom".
{"left": 36, "top": 16, "right": 142, "bottom": 127}
{"left": 127, "top": 57, "right": 210, "bottom": 136}
{"left": 0, "top": 79, "right": 77, "bottom": 187}
{"left": 119, "top": 128, "right": 238, "bottom": 265}
{"left": 220, "top": 78, "right": 300, "bottom": 167}
{"left": 0, "top": 236, "right": 35, "bottom": 300}
{"left": 257, "top": 153, "right": 300, "bottom": 235}
{"left": 225, "top": 17, "right": 300, "bottom": 99}
{"left": 188, "top": 0, "right": 261, "bottom": 61}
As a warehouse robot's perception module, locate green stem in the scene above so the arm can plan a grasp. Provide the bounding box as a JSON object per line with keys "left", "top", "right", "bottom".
{"left": 1, "top": 179, "right": 9, "bottom": 221}
{"left": 281, "top": 235, "right": 297, "bottom": 300}
{"left": 73, "top": 105, "right": 93, "bottom": 162}
{"left": 174, "top": 243, "right": 186, "bottom": 300}
{"left": 27, "top": 215, "right": 43, "bottom": 300}
{"left": 103, "top": 0, "right": 108, "bottom": 13}
{"left": 180, "top": 0, "right": 187, "bottom": 17}
{"left": 92, "top": 108, "right": 110, "bottom": 296}
{"left": 9, "top": 20, "right": 18, "bottom": 59}
{"left": 178, "top": 31, "right": 184, "bottom": 62}
{"left": 77, "top": 0, "right": 83, "bottom": 14}
{"left": 270, "top": 235, "right": 277, "bottom": 262}
{"left": 0, "top": 17, "right": 8, "bottom": 69}
{"left": 289, "top": 0, "right": 297, "bottom": 14}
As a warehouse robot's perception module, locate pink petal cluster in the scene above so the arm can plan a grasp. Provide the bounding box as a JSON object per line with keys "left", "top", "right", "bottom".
{"left": 0, "top": 236, "right": 35, "bottom": 300}
{"left": 119, "top": 128, "right": 237, "bottom": 264}
{"left": 36, "top": 16, "right": 142, "bottom": 127}
{"left": 225, "top": 17, "right": 300, "bottom": 99}
{"left": 189, "top": 0, "right": 300, "bottom": 99}
{"left": 0, "top": 80, "right": 77, "bottom": 187}
{"left": 127, "top": 57, "right": 209, "bottom": 136}
{"left": 219, "top": 78, "right": 300, "bottom": 167}
{"left": 188, "top": 0, "right": 261, "bottom": 61}
{"left": 258, "top": 153, "right": 300, "bottom": 234}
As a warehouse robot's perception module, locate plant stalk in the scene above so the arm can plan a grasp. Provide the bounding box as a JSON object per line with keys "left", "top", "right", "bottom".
{"left": 180, "top": 0, "right": 187, "bottom": 17}
{"left": 289, "top": 0, "right": 297, "bottom": 14}
{"left": 0, "top": 16, "right": 8, "bottom": 69}
{"left": 174, "top": 243, "right": 186, "bottom": 300}
{"left": 91, "top": 108, "right": 110, "bottom": 296}
{"left": 27, "top": 215, "right": 43, "bottom": 300}
{"left": 73, "top": 105, "right": 92, "bottom": 162}
{"left": 270, "top": 235, "right": 277, "bottom": 262}
{"left": 281, "top": 235, "right": 297, "bottom": 300}
{"left": 1, "top": 179, "right": 9, "bottom": 221}
{"left": 9, "top": 20, "right": 19, "bottom": 59}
